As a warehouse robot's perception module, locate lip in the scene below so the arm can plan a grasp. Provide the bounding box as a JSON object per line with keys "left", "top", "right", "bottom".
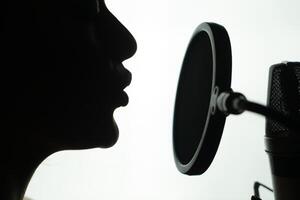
{"left": 110, "top": 62, "right": 132, "bottom": 107}
{"left": 115, "top": 63, "right": 132, "bottom": 89}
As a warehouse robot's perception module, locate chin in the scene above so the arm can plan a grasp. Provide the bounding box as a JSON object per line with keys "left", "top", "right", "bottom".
{"left": 52, "top": 105, "right": 120, "bottom": 150}
{"left": 78, "top": 114, "right": 119, "bottom": 149}
{"left": 96, "top": 117, "right": 119, "bottom": 148}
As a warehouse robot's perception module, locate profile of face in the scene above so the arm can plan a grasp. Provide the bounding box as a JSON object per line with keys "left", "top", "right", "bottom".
{"left": 2, "top": 0, "right": 137, "bottom": 151}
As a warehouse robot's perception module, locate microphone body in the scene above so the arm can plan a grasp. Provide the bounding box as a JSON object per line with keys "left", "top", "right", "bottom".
{"left": 266, "top": 62, "right": 300, "bottom": 200}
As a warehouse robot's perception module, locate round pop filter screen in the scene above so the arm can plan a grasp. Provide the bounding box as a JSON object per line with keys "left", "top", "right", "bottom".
{"left": 173, "top": 22, "right": 232, "bottom": 175}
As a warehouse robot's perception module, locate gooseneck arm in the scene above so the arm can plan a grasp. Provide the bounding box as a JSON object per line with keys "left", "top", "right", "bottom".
{"left": 217, "top": 91, "right": 300, "bottom": 133}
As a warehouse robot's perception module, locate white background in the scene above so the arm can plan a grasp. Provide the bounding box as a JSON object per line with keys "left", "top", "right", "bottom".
{"left": 25, "top": 0, "right": 300, "bottom": 199}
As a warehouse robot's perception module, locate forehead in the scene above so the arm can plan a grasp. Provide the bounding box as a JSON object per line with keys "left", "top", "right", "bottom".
{"left": 66, "top": 0, "right": 100, "bottom": 13}
{"left": 41, "top": 0, "right": 102, "bottom": 16}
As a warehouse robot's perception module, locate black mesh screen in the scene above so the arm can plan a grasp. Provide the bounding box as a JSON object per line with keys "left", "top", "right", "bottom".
{"left": 174, "top": 31, "right": 213, "bottom": 164}
{"left": 266, "top": 62, "right": 300, "bottom": 137}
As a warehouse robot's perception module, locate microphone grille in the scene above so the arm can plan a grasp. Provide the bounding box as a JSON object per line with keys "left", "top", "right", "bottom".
{"left": 266, "top": 62, "right": 300, "bottom": 137}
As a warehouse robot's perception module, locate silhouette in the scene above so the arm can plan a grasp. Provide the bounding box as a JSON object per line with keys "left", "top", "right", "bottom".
{"left": 1, "top": 0, "right": 137, "bottom": 199}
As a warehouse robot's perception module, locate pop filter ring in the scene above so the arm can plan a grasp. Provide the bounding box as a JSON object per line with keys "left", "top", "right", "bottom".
{"left": 173, "top": 22, "right": 232, "bottom": 175}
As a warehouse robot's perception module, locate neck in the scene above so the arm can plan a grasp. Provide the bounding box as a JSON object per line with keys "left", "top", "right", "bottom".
{"left": 0, "top": 141, "right": 51, "bottom": 200}
{"left": 1, "top": 166, "right": 35, "bottom": 200}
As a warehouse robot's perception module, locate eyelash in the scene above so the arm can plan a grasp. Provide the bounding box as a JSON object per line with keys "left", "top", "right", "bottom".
{"left": 96, "top": 0, "right": 108, "bottom": 14}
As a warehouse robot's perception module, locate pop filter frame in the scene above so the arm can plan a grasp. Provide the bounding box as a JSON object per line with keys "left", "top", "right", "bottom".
{"left": 173, "top": 22, "right": 232, "bottom": 175}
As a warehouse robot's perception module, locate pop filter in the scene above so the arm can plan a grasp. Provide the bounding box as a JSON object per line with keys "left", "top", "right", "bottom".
{"left": 173, "top": 21, "right": 300, "bottom": 200}
{"left": 173, "top": 22, "right": 232, "bottom": 175}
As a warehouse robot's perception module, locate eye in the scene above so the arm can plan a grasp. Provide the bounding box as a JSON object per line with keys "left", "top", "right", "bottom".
{"left": 96, "top": 0, "right": 107, "bottom": 14}
{"left": 96, "top": 0, "right": 101, "bottom": 13}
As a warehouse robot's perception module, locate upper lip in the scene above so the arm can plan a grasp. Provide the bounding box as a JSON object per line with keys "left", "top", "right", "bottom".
{"left": 114, "top": 62, "right": 132, "bottom": 90}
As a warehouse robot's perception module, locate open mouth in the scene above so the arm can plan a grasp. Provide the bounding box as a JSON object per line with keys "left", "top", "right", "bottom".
{"left": 109, "top": 61, "right": 132, "bottom": 107}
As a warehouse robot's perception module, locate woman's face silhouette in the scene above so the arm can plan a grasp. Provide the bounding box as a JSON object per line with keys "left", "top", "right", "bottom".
{"left": 3, "top": 0, "right": 137, "bottom": 150}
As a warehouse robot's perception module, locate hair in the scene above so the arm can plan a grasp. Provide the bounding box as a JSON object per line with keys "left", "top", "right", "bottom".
{"left": 0, "top": 0, "right": 50, "bottom": 123}
{"left": 1, "top": 1, "right": 8, "bottom": 32}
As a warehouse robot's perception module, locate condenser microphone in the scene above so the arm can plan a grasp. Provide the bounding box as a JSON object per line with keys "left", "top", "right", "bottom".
{"left": 265, "top": 62, "right": 300, "bottom": 200}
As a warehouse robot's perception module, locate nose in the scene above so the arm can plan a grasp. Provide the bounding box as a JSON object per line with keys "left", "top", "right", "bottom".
{"left": 98, "top": 7, "right": 137, "bottom": 62}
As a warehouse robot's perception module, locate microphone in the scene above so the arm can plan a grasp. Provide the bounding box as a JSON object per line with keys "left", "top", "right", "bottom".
{"left": 265, "top": 62, "right": 300, "bottom": 200}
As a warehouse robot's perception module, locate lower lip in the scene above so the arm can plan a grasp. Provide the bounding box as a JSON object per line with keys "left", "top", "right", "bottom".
{"left": 114, "top": 91, "right": 129, "bottom": 107}
{"left": 120, "top": 91, "right": 129, "bottom": 106}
